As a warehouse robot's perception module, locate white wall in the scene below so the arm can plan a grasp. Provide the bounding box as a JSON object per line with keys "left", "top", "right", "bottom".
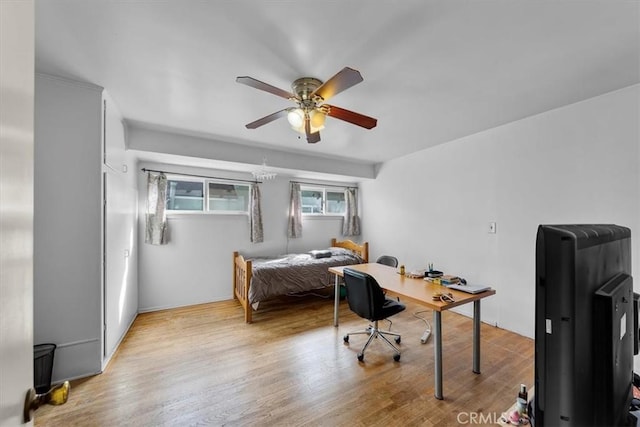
{"left": 128, "top": 125, "right": 375, "bottom": 180}
{"left": 360, "top": 84, "right": 640, "bottom": 339}
{"left": 136, "top": 162, "right": 360, "bottom": 312}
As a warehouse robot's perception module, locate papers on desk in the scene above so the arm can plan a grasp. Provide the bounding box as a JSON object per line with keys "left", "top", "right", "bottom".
{"left": 446, "top": 283, "right": 492, "bottom": 294}
{"left": 405, "top": 268, "right": 427, "bottom": 278}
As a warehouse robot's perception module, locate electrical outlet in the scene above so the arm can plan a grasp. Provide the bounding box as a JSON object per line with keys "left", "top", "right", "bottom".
{"left": 489, "top": 222, "right": 497, "bottom": 234}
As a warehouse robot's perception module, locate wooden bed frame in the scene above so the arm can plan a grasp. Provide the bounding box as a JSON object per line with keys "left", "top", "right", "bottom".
{"left": 233, "top": 238, "right": 369, "bottom": 323}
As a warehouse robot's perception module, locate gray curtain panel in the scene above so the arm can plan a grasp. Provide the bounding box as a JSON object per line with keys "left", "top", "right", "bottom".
{"left": 287, "top": 182, "right": 302, "bottom": 238}
{"left": 342, "top": 187, "right": 361, "bottom": 236}
{"left": 145, "top": 172, "right": 169, "bottom": 245}
{"left": 250, "top": 184, "right": 264, "bottom": 243}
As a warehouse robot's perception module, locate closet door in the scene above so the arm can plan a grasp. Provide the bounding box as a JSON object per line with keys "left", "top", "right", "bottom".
{"left": 101, "top": 94, "right": 137, "bottom": 365}
{"left": 0, "top": 1, "right": 35, "bottom": 423}
{"left": 103, "top": 170, "right": 132, "bottom": 359}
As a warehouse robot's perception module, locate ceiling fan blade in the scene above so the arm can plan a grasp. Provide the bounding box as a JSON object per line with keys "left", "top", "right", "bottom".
{"left": 326, "top": 104, "right": 377, "bottom": 129}
{"left": 312, "top": 67, "right": 363, "bottom": 101}
{"left": 245, "top": 109, "right": 288, "bottom": 129}
{"left": 306, "top": 131, "right": 321, "bottom": 144}
{"left": 236, "top": 76, "right": 296, "bottom": 100}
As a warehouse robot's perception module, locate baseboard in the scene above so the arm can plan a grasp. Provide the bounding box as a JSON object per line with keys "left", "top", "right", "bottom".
{"left": 51, "top": 337, "right": 101, "bottom": 385}
{"left": 138, "top": 295, "right": 233, "bottom": 313}
{"left": 103, "top": 312, "right": 139, "bottom": 371}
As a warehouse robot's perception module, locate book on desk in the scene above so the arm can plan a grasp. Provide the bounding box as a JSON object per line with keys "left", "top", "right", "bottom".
{"left": 440, "top": 275, "right": 460, "bottom": 285}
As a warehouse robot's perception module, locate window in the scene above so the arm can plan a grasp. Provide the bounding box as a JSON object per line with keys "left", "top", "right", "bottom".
{"left": 207, "top": 182, "right": 249, "bottom": 212}
{"left": 166, "top": 179, "right": 204, "bottom": 211}
{"left": 326, "top": 190, "right": 346, "bottom": 214}
{"left": 301, "top": 186, "right": 346, "bottom": 215}
{"left": 166, "top": 177, "right": 250, "bottom": 214}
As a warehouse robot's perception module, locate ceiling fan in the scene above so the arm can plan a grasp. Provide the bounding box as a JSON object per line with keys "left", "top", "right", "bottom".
{"left": 236, "top": 67, "right": 377, "bottom": 144}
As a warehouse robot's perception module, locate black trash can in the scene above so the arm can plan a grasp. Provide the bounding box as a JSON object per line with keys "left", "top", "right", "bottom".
{"left": 33, "top": 343, "right": 56, "bottom": 394}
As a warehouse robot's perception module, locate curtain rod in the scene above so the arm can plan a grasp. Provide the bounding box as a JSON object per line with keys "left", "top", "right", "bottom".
{"left": 141, "top": 168, "right": 260, "bottom": 184}
{"left": 290, "top": 180, "right": 357, "bottom": 190}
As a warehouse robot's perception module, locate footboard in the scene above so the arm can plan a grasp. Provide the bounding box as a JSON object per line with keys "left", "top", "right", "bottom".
{"left": 232, "top": 251, "right": 253, "bottom": 323}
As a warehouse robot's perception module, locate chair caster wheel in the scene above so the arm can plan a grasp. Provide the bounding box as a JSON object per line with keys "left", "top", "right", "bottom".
{"left": 357, "top": 353, "right": 364, "bottom": 362}
{"left": 395, "top": 336, "right": 401, "bottom": 344}
{"left": 393, "top": 353, "right": 401, "bottom": 362}
{"left": 343, "top": 335, "right": 349, "bottom": 343}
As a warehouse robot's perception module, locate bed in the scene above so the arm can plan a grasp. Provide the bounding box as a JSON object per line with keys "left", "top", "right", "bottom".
{"left": 233, "top": 238, "right": 369, "bottom": 323}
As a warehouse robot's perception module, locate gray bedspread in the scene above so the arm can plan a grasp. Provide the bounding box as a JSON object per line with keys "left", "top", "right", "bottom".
{"left": 248, "top": 247, "right": 364, "bottom": 304}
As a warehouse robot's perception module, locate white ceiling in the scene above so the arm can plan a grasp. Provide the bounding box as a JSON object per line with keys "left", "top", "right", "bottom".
{"left": 35, "top": 1, "right": 639, "bottom": 168}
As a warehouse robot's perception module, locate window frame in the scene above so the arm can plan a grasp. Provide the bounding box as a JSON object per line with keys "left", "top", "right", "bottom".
{"left": 300, "top": 185, "right": 347, "bottom": 217}
{"left": 165, "top": 175, "right": 251, "bottom": 215}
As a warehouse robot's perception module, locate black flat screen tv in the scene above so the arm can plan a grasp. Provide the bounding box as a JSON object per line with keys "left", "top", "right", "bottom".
{"left": 535, "top": 224, "right": 635, "bottom": 426}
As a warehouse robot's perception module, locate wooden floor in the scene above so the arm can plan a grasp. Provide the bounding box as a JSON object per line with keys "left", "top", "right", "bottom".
{"left": 36, "top": 291, "right": 533, "bottom": 426}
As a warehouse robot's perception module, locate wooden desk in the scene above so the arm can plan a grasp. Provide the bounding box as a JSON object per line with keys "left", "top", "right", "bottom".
{"left": 329, "top": 263, "right": 496, "bottom": 400}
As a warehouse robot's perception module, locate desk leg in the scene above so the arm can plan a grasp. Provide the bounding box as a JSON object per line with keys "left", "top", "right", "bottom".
{"left": 333, "top": 274, "right": 340, "bottom": 327}
{"left": 434, "top": 310, "right": 443, "bottom": 400}
{"left": 473, "top": 300, "right": 481, "bottom": 374}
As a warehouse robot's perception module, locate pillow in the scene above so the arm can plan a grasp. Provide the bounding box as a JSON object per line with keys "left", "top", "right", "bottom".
{"left": 309, "top": 249, "right": 332, "bottom": 259}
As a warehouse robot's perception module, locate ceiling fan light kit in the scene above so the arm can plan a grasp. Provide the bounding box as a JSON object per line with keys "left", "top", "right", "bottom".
{"left": 236, "top": 67, "right": 377, "bottom": 144}
{"left": 287, "top": 108, "right": 326, "bottom": 133}
{"left": 286, "top": 109, "right": 304, "bottom": 128}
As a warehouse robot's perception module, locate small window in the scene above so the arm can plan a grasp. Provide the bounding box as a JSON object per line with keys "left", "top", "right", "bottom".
{"left": 301, "top": 186, "right": 347, "bottom": 216}
{"left": 166, "top": 179, "right": 204, "bottom": 211}
{"left": 326, "top": 191, "right": 345, "bottom": 214}
{"left": 166, "top": 177, "right": 250, "bottom": 214}
{"left": 207, "top": 183, "right": 249, "bottom": 213}
{"left": 301, "top": 188, "right": 324, "bottom": 214}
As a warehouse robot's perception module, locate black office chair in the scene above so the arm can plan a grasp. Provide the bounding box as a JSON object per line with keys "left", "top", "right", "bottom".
{"left": 342, "top": 268, "right": 406, "bottom": 362}
{"left": 376, "top": 255, "right": 400, "bottom": 302}
{"left": 376, "top": 255, "right": 398, "bottom": 268}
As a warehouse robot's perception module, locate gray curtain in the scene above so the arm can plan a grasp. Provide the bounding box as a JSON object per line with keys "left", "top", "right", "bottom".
{"left": 145, "top": 172, "right": 169, "bottom": 245}
{"left": 249, "top": 184, "right": 264, "bottom": 243}
{"left": 342, "top": 187, "right": 361, "bottom": 236}
{"left": 287, "top": 182, "right": 302, "bottom": 238}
